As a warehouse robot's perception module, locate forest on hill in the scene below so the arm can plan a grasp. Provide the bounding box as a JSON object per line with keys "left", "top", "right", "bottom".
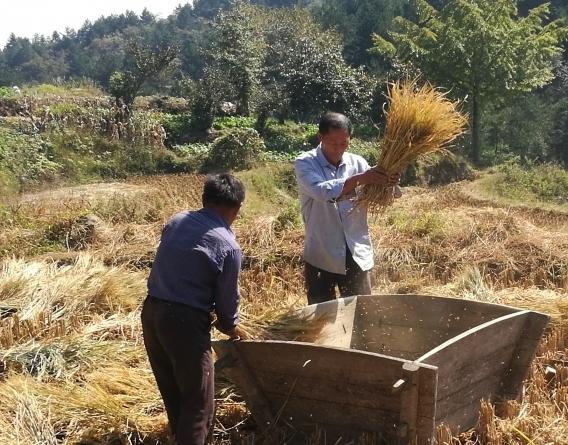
{"left": 1, "top": 0, "right": 567, "bottom": 166}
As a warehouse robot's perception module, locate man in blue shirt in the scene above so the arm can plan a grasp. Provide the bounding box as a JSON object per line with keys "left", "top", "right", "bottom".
{"left": 294, "top": 112, "right": 400, "bottom": 304}
{"left": 142, "top": 173, "right": 246, "bottom": 445}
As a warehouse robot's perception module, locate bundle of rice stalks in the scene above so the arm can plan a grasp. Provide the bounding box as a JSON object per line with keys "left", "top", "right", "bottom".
{"left": 235, "top": 308, "right": 314, "bottom": 341}
{"left": 1, "top": 336, "right": 143, "bottom": 380}
{"left": 0, "top": 367, "right": 166, "bottom": 444}
{"left": 359, "top": 80, "right": 467, "bottom": 211}
{"left": 0, "top": 255, "right": 145, "bottom": 321}
{"left": 215, "top": 294, "right": 339, "bottom": 344}
{"left": 0, "top": 385, "right": 57, "bottom": 445}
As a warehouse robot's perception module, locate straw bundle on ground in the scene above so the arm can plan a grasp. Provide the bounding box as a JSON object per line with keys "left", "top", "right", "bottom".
{"left": 359, "top": 80, "right": 467, "bottom": 211}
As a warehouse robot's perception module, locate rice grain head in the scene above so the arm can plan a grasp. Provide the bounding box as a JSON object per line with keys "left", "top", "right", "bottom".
{"left": 359, "top": 80, "right": 467, "bottom": 211}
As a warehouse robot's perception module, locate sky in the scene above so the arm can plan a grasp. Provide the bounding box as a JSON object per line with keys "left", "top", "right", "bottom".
{"left": 0, "top": 0, "right": 189, "bottom": 48}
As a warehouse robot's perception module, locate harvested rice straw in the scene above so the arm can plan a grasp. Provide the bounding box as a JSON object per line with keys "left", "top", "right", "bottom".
{"left": 212, "top": 306, "right": 328, "bottom": 342}
{"left": 235, "top": 310, "right": 326, "bottom": 341}
{"left": 358, "top": 80, "right": 467, "bottom": 211}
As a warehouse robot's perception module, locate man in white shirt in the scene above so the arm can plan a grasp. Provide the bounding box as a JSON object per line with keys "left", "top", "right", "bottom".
{"left": 294, "top": 112, "right": 400, "bottom": 304}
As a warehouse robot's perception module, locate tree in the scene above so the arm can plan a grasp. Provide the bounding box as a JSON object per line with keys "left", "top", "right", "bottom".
{"left": 203, "top": 1, "right": 266, "bottom": 116}
{"left": 192, "top": 0, "right": 233, "bottom": 19}
{"left": 109, "top": 35, "right": 178, "bottom": 114}
{"left": 260, "top": 8, "right": 374, "bottom": 123}
{"left": 140, "top": 8, "right": 157, "bottom": 25}
{"left": 3, "top": 34, "right": 34, "bottom": 68}
{"left": 83, "top": 35, "right": 128, "bottom": 85}
{"left": 549, "top": 60, "right": 568, "bottom": 164}
{"left": 373, "top": 0, "right": 568, "bottom": 163}
{"left": 316, "top": 0, "right": 407, "bottom": 69}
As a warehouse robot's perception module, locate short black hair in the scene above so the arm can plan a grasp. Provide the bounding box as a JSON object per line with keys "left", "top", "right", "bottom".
{"left": 202, "top": 173, "right": 245, "bottom": 208}
{"left": 318, "top": 112, "right": 353, "bottom": 135}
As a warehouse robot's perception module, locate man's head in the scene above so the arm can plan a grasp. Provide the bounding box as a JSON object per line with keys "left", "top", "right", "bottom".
{"left": 202, "top": 173, "right": 245, "bottom": 226}
{"left": 318, "top": 112, "right": 352, "bottom": 167}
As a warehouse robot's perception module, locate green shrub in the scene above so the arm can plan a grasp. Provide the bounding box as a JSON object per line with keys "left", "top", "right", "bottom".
{"left": 259, "top": 151, "right": 298, "bottom": 162}
{"left": 174, "top": 143, "right": 211, "bottom": 172}
{"left": 0, "top": 127, "right": 61, "bottom": 190}
{"left": 401, "top": 154, "right": 476, "bottom": 186}
{"left": 48, "top": 102, "right": 87, "bottom": 118}
{"left": 0, "top": 169, "right": 17, "bottom": 198}
{"left": 352, "top": 123, "right": 381, "bottom": 140}
{"left": 262, "top": 120, "right": 318, "bottom": 154}
{"left": 275, "top": 201, "right": 301, "bottom": 232}
{"left": 421, "top": 154, "right": 475, "bottom": 186}
{"left": 161, "top": 113, "right": 193, "bottom": 146}
{"left": 103, "top": 145, "right": 172, "bottom": 177}
{"left": 154, "top": 150, "right": 204, "bottom": 174}
{"left": 0, "top": 87, "right": 16, "bottom": 99}
{"left": 213, "top": 116, "right": 256, "bottom": 131}
{"left": 349, "top": 139, "right": 380, "bottom": 166}
{"left": 237, "top": 164, "right": 297, "bottom": 219}
{"left": 135, "top": 95, "right": 189, "bottom": 114}
{"left": 206, "top": 128, "right": 264, "bottom": 171}
{"left": 47, "top": 127, "right": 199, "bottom": 180}
{"left": 494, "top": 161, "right": 568, "bottom": 204}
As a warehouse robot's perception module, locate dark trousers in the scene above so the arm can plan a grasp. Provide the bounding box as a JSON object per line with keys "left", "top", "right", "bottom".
{"left": 141, "top": 296, "right": 214, "bottom": 445}
{"left": 305, "top": 246, "right": 372, "bottom": 305}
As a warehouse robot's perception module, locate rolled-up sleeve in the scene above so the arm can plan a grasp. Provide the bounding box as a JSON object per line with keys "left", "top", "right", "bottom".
{"left": 294, "top": 157, "right": 347, "bottom": 202}
{"left": 214, "top": 248, "right": 241, "bottom": 332}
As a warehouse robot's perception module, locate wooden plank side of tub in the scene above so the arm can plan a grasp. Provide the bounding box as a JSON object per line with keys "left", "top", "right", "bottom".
{"left": 214, "top": 340, "right": 438, "bottom": 443}
{"left": 501, "top": 311, "right": 549, "bottom": 399}
{"left": 398, "top": 362, "right": 439, "bottom": 445}
{"left": 417, "top": 311, "right": 531, "bottom": 432}
{"left": 295, "top": 296, "right": 358, "bottom": 348}
{"left": 350, "top": 295, "right": 519, "bottom": 359}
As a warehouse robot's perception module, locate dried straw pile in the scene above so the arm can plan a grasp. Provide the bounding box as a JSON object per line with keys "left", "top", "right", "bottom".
{"left": 359, "top": 80, "right": 467, "bottom": 211}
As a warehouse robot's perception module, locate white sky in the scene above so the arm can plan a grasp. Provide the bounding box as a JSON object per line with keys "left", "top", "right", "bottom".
{"left": 1, "top": 0, "right": 190, "bottom": 48}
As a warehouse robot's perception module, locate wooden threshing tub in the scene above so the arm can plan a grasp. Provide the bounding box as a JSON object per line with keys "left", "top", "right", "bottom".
{"left": 213, "top": 294, "right": 548, "bottom": 444}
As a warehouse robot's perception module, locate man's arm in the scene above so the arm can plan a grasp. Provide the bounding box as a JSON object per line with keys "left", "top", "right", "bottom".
{"left": 294, "top": 157, "right": 349, "bottom": 202}
{"left": 294, "top": 158, "right": 396, "bottom": 202}
{"left": 213, "top": 249, "right": 243, "bottom": 339}
{"left": 340, "top": 166, "right": 402, "bottom": 198}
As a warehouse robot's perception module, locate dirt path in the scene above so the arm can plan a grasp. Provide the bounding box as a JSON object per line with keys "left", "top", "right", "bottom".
{"left": 18, "top": 182, "right": 154, "bottom": 206}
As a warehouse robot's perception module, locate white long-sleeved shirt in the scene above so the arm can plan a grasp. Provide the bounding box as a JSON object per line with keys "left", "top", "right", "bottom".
{"left": 294, "top": 146, "right": 373, "bottom": 274}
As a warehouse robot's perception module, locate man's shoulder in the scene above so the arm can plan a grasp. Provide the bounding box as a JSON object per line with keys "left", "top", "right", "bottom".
{"left": 163, "top": 210, "right": 191, "bottom": 228}
{"left": 207, "top": 225, "right": 240, "bottom": 252}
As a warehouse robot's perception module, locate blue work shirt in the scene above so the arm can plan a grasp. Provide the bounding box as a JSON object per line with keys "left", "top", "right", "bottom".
{"left": 294, "top": 146, "right": 374, "bottom": 275}
{"left": 147, "top": 208, "right": 241, "bottom": 332}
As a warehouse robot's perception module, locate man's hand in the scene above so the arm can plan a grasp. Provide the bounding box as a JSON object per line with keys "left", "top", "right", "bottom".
{"left": 225, "top": 325, "right": 249, "bottom": 340}
{"left": 358, "top": 167, "right": 401, "bottom": 187}
{"left": 387, "top": 172, "right": 401, "bottom": 187}
{"left": 340, "top": 168, "right": 402, "bottom": 198}
{"left": 214, "top": 322, "right": 250, "bottom": 340}
{"left": 358, "top": 167, "right": 389, "bottom": 186}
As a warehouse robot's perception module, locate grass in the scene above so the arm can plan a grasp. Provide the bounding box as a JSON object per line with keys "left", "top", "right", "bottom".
{"left": 237, "top": 163, "right": 298, "bottom": 221}
{"left": 494, "top": 162, "right": 568, "bottom": 204}
{"left": 386, "top": 208, "right": 446, "bottom": 240}
{"left": 467, "top": 163, "right": 568, "bottom": 213}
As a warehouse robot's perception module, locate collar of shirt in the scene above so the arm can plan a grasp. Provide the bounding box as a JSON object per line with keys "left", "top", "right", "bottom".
{"left": 316, "top": 144, "right": 345, "bottom": 170}
{"left": 200, "top": 207, "right": 232, "bottom": 233}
